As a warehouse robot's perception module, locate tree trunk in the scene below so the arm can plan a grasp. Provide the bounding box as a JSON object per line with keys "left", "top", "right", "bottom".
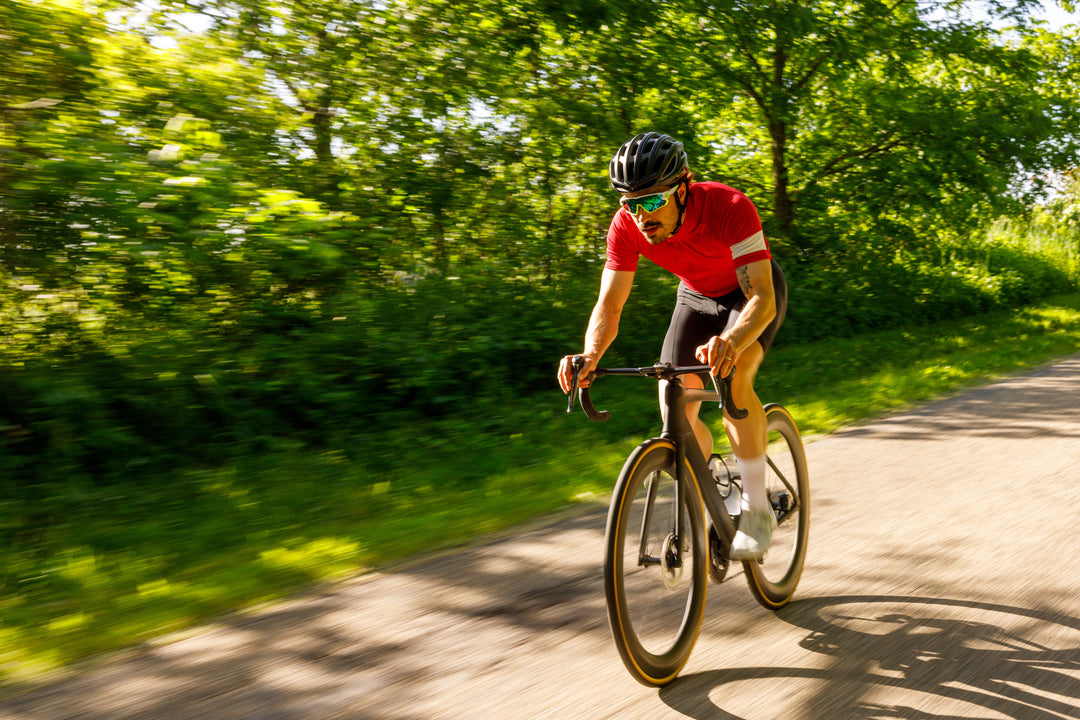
{"left": 769, "top": 118, "right": 795, "bottom": 241}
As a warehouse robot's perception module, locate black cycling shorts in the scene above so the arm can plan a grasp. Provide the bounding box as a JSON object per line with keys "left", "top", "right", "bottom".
{"left": 660, "top": 259, "right": 787, "bottom": 374}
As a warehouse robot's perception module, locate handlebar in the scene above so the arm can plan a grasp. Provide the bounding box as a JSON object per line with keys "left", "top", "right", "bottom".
{"left": 566, "top": 356, "right": 748, "bottom": 422}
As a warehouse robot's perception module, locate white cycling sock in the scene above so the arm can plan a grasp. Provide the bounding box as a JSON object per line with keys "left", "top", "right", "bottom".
{"left": 736, "top": 455, "right": 769, "bottom": 512}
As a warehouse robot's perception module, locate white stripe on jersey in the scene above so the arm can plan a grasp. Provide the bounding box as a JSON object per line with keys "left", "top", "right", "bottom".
{"left": 730, "top": 230, "right": 766, "bottom": 260}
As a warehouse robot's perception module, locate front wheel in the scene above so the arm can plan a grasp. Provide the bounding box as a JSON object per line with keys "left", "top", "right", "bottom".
{"left": 743, "top": 404, "right": 810, "bottom": 610}
{"left": 603, "top": 439, "right": 708, "bottom": 686}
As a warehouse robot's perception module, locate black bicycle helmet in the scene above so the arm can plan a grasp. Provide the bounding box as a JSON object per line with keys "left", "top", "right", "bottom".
{"left": 609, "top": 132, "right": 688, "bottom": 193}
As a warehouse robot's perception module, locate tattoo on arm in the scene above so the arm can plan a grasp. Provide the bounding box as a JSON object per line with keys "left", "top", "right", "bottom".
{"left": 737, "top": 266, "right": 754, "bottom": 297}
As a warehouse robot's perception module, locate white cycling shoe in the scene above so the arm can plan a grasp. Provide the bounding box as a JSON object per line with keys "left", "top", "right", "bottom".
{"left": 730, "top": 506, "right": 777, "bottom": 561}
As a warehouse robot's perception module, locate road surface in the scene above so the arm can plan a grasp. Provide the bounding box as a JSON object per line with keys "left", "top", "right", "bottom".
{"left": 4, "top": 355, "right": 1080, "bottom": 719}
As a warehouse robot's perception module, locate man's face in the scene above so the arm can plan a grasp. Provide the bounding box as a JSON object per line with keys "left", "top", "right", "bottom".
{"left": 620, "top": 182, "right": 687, "bottom": 245}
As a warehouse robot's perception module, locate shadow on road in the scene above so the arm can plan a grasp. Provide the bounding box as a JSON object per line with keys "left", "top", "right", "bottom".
{"left": 661, "top": 595, "right": 1080, "bottom": 719}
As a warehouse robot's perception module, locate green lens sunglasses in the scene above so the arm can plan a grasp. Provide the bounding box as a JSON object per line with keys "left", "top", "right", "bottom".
{"left": 620, "top": 186, "right": 677, "bottom": 215}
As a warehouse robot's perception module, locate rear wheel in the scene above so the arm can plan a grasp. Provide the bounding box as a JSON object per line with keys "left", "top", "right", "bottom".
{"left": 743, "top": 404, "right": 810, "bottom": 609}
{"left": 604, "top": 439, "right": 708, "bottom": 686}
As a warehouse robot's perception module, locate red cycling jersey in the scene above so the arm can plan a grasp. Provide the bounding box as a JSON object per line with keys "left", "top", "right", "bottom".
{"left": 605, "top": 182, "right": 771, "bottom": 297}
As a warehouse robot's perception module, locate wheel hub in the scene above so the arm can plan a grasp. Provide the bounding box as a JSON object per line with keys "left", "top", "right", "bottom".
{"left": 660, "top": 533, "right": 683, "bottom": 590}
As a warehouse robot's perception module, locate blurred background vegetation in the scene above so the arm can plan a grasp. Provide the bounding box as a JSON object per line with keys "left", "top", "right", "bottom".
{"left": 3, "top": 0, "right": 1080, "bottom": 685}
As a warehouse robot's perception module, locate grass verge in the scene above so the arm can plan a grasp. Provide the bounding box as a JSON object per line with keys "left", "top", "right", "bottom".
{"left": 3, "top": 293, "right": 1080, "bottom": 693}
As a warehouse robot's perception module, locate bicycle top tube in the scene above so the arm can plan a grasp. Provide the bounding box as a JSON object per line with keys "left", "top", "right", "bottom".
{"left": 566, "top": 359, "right": 747, "bottom": 422}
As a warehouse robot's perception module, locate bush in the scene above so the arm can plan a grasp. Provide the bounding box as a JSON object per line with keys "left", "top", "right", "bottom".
{"left": 777, "top": 217, "right": 1079, "bottom": 344}
{"left": 2, "top": 211, "right": 1078, "bottom": 493}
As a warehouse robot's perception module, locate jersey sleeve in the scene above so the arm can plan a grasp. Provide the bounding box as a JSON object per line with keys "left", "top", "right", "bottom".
{"left": 604, "top": 212, "right": 640, "bottom": 272}
{"left": 724, "top": 193, "right": 771, "bottom": 267}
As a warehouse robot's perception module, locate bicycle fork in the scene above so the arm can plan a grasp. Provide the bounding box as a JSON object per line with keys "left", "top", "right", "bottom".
{"left": 637, "top": 472, "right": 660, "bottom": 567}
{"left": 637, "top": 470, "right": 681, "bottom": 569}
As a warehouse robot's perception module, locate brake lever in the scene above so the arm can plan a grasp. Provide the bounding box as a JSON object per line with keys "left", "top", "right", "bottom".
{"left": 712, "top": 369, "right": 748, "bottom": 420}
{"left": 566, "top": 356, "right": 584, "bottom": 414}
{"left": 566, "top": 355, "right": 610, "bottom": 421}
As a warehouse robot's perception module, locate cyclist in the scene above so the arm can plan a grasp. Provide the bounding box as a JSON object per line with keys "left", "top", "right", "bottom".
{"left": 558, "top": 131, "right": 787, "bottom": 560}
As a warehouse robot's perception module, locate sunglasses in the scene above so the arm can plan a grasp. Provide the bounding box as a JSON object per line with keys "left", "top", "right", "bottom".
{"left": 620, "top": 186, "right": 677, "bottom": 215}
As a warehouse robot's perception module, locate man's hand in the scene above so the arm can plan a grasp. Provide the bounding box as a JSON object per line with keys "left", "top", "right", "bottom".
{"left": 558, "top": 354, "right": 598, "bottom": 394}
{"left": 695, "top": 335, "right": 738, "bottom": 378}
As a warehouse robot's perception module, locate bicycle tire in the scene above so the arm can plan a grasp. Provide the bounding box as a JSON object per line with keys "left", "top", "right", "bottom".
{"left": 603, "top": 438, "right": 709, "bottom": 686}
{"left": 743, "top": 404, "right": 810, "bottom": 609}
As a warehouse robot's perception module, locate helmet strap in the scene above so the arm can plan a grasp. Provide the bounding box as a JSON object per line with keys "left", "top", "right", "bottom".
{"left": 671, "top": 177, "right": 690, "bottom": 235}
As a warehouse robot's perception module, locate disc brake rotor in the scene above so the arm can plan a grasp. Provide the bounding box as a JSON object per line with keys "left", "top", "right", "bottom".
{"left": 660, "top": 533, "right": 683, "bottom": 590}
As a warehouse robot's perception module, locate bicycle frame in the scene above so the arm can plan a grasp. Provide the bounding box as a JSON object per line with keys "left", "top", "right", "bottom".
{"left": 572, "top": 362, "right": 741, "bottom": 547}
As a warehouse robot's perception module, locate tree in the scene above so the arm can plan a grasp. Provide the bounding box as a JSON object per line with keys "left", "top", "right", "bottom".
{"left": 670, "top": 0, "right": 1079, "bottom": 250}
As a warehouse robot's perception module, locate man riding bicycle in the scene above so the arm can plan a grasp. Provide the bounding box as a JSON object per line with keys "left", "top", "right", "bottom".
{"left": 558, "top": 132, "right": 788, "bottom": 560}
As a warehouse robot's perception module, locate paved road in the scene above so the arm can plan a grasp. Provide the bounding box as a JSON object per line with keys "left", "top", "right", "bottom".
{"left": 4, "top": 356, "right": 1080, "bottom": 719}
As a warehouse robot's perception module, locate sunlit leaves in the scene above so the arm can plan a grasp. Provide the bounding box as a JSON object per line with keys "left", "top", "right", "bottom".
{"left": 3, "top": 0, "right": 1079, "bottom": 358}
{"left": 664, "top": 0, "right": 1080, "bottom": 250}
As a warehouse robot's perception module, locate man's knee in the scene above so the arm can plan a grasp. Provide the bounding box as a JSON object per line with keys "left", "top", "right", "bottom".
{"left": 730, "top": 342, "right": 765, "bottom": 398}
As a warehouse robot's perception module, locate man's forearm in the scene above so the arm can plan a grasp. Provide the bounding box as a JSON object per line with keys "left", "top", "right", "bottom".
{"left": 725, "top": 262, "right": 776, "bottom": 353}
{"left": 583, "top": 303, "right": 621, "bottom": 360}
{"left": 724, "top": 295, "right": 775, "bottom": 354}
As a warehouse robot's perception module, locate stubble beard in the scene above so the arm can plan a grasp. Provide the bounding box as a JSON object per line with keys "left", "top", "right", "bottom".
{"left": 641, "top": 222, "right": 669, "bottom": 245}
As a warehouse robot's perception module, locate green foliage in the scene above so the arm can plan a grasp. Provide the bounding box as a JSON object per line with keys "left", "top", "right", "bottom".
{"left": 1, "top": 0, "right": 1079, "bottom": 498}
{"left": 776, "top": 199, "right": 1080, "bottom": 342}
{"left": 1, "top": 0, "right": 1078, "bottom": 498}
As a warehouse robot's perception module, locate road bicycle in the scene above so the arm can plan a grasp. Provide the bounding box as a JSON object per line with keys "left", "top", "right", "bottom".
{"left": 566, "top": 357, "right": 809, "bottom": 686}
